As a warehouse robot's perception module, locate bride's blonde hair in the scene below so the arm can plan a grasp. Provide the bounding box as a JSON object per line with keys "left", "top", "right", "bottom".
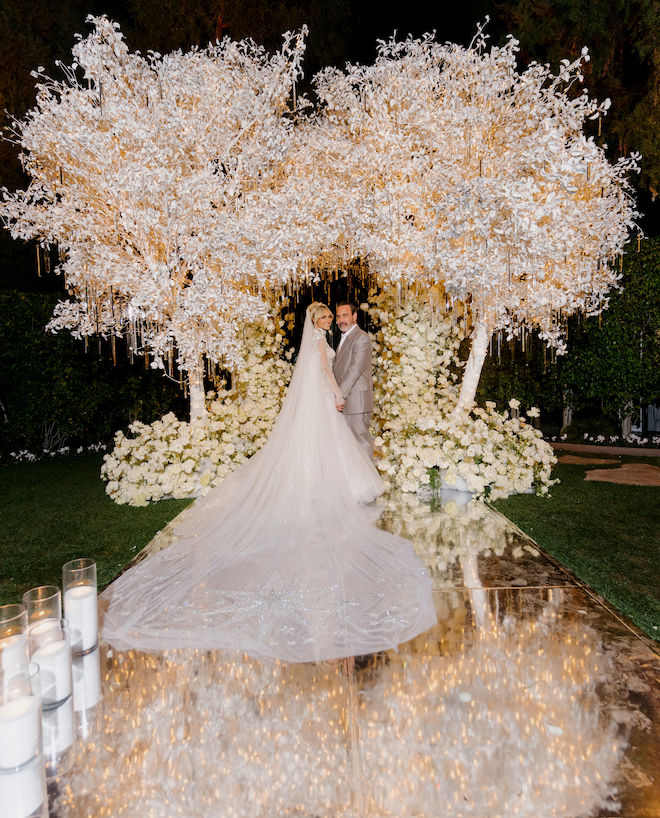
{"left": 307, "top": 302, "right": 332, "bottom": 327}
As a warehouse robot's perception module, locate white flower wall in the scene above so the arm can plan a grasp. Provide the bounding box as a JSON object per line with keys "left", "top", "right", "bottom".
{"left": 369, "top": 288, "right": 556, "bottom": 499}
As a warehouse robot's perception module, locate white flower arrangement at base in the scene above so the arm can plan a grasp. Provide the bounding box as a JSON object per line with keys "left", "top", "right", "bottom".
{"left": 101, "top": 316, "right": 293, "bottom": 506}
{"left": 369, "top": 290, "right": 557, "bottom": 501}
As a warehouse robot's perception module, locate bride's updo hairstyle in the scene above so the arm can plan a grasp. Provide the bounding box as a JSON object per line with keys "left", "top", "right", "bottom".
{"left": 308, "top": 302, "right": 332, "bottom": 327}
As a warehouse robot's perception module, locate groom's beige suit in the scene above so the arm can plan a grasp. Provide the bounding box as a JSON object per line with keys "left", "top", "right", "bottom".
{"left": 333, "top": 325, "right": 374, "bottom": 461}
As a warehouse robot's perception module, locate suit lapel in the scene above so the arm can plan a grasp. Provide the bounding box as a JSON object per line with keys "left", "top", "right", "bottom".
{"left": 335, "top": 327, "right": 357, "bottom": 368}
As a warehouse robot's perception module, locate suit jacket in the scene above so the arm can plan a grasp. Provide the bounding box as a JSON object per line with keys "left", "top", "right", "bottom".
{"left": 333, "top": 326, "right": 374, "bottom": 414}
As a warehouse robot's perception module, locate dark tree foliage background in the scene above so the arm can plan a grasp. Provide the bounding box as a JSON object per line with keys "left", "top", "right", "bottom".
{"left": 559, "top": 237, "right": 660, "bottom": 418}
{"left": 0, "top": 292, "right": 185, "bottom": 454}
{"left": 0, "top": 0, "right": 658, "bottom": 450}
{"left": 477, "top": 237, "right": 660, "bottom": 434}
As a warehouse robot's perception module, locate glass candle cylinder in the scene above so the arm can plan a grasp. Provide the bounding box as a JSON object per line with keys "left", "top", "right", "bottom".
{"left": 0, "top": 605, "right": 29, "bottom": 671}
{"left": 73, "top": 648, "right": 101, "bottom": 742}
{"left": 0, "top": 754, "right": 47, "bottom": 818}
{"left": 22, "top": 587, "right": 62, "bottom": 634}
{"left": 28, "top": 620, "right": 72, "bottom": 710}
{"left": 42, "top": 696, "right": 74, "bottom": 775}
{"left": 62, "top": 560, "right": 98, "bottom": 655}
{"left": 0, "top": 662, "right": 47, "bottom": 818}
{"left": 72, "top": 648, "right": 101, "bottom": 713}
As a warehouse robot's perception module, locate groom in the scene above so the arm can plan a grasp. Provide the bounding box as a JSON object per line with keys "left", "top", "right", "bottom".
{"left": 333, "top": 301, "right": 374, "bottom": 461}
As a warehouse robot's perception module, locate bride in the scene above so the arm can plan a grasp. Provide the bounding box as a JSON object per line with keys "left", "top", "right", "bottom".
{"left": 102, "top": 303, "right": 436, "bottom": 662}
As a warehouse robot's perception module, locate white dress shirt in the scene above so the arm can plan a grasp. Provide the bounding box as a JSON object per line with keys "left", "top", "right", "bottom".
{"left": 337, "top": 324, "right": 356, "bottom": 354}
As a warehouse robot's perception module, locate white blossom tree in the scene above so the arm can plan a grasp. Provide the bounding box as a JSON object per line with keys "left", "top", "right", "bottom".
{"left": 1, "top": 18, "right": 640, "bottom": 429}
{"left": 1, "top": 16, "right": 309, "bottom": 418}
{"left": 308, "top": 24, "right": 640, "bottom": 417}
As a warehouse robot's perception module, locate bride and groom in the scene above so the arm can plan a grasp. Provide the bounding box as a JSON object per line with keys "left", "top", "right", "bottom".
{"left": 102, "top": 301, "right": 436, "bottom": 662}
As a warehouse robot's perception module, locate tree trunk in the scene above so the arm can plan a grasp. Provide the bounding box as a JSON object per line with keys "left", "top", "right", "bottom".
{"left": 452, "top": 316, "right": 491, "bottom": 418}
{"left": 187, "top": 357, "right": 207, "bottom": 421}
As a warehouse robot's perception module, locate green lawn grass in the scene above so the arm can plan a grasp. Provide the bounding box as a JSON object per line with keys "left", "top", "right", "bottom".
{"left": 492, "top": 457, "right": 660, "bottom": 642}
{"left": 0, "top": 454, "right": 190, "bottom": 605}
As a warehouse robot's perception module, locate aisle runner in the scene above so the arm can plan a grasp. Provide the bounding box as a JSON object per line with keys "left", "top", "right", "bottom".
{"left": 49, "top": 495, "right": 659, "bottom": 817}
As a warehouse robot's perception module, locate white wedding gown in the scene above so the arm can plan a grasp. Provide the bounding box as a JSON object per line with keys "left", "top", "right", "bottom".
{"left": 101, "top": 313, "right": 436, "bottom": 662}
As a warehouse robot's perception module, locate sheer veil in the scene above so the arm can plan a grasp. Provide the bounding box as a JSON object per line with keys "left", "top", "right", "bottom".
{"left": 101, "top": 308, "right": 436, "bottom": 662}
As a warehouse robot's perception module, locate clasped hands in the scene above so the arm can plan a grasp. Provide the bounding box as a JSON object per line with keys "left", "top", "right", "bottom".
{"left": 335, "top": 395, "right": 346, "bottom": 412}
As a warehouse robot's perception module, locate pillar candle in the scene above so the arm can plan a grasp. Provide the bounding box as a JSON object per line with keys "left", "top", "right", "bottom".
{"left": 0, "top": 695, "right": 41, "bottom": 768}
{"left": 27, "top": 620, "right": 60, "bottom": 653}
{"left": 63, "top": 586, "right": 98, "bottom": 653}
{"left": 0, "top": 756, "right": 46, "bottom": 818}
{"left": 0, "top": 634, "right": 29, "bottom": 670}
{"left": 72, "top": 649, "right": 101, "bottom": 713}
{"left": 42, "top": 696, "right": 74, "bottom": 762}
{"left": 31, "top": 639, "right": 72, "bottom": 707}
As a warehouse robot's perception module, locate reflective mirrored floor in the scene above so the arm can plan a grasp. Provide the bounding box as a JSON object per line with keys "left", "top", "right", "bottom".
{"left": 47, "top": 495, "right": 659, "bottom": 817}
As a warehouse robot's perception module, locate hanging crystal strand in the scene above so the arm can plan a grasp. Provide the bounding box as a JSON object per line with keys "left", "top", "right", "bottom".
{"left": 130, "top": 318, "right": 136, "bottom": 364}
{"left": 36, "top": 244, "right": 41, "bottom": 276}
{"left": 94, "top": 290, "right": 100, "bottom": 336}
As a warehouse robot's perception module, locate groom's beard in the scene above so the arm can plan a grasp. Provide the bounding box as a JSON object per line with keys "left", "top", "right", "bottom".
{"left": 333, "top": 327, "right": 346, "bottom": 348}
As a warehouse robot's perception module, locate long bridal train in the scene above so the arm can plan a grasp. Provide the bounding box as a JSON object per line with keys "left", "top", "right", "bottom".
{"left": 101, "top": 312, "right": 436, "bottom": 662}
